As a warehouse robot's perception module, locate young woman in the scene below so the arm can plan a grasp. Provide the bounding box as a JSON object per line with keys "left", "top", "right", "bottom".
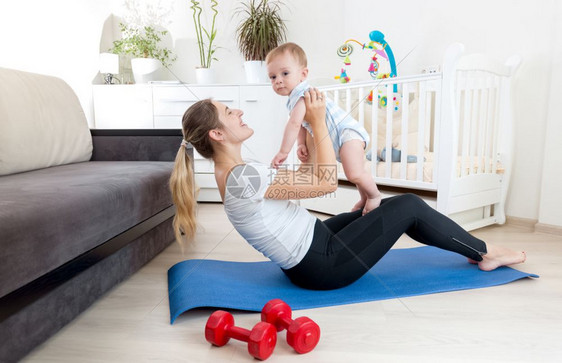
{"left": 169, "top": 89, "right": 526, "bottom": 290}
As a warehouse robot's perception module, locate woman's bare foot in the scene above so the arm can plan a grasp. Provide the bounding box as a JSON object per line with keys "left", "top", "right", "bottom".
{"left": 477, "top": 244, "right": 526, "bottom": 271}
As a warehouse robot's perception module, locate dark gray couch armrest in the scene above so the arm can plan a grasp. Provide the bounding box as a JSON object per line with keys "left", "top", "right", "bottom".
{"left": 90, "top": 129, "right": 190, "bottom": 161}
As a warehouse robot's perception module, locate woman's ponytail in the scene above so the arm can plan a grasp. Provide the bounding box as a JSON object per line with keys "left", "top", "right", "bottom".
{"left": 169, "top": 144, "right": 197, "bottom": 244}
{"left": 169, "top": 99, "right": 222, "bottom": 245}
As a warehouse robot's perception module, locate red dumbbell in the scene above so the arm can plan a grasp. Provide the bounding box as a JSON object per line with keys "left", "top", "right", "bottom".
{"left": 261, "top": 299, "right": 320, "bottom": 354}
{"left": 205, "top": 310, "right": 277, "bottom": 360}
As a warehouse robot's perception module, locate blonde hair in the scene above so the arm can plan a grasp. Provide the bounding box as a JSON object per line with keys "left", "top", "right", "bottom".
{"left": 265, "top": 42, "right": 307, "bottom": 67}
{"left": 169, "top": 99, "right": 222, "bottom": 243}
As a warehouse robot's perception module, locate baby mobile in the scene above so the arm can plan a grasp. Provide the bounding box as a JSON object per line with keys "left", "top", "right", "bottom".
{"left": 335, "top": 30, "right": 400, "bottom": 111}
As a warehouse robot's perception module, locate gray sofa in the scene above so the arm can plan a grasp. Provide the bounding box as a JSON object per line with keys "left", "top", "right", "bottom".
{"left": 0, "top": 68, "right": 187, "bottom": 362}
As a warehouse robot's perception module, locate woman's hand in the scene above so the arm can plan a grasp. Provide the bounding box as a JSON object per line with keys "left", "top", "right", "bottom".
{"left": 303, "top": 88, "right": 326, "bottom": 127}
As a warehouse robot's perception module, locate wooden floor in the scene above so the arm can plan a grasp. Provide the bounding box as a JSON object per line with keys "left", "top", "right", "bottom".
{"left": 24, "top": 203, "right": 562, "bottom": 362}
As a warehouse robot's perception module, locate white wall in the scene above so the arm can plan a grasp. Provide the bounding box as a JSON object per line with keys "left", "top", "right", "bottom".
{"left": 538, "top": 1, "right": 562, "bottom": 227}
{"left": 0, "top": 0, "right": 122, "bottom": 126}
{"left": 1, "top": 0, "right": 560, "bottom": 227}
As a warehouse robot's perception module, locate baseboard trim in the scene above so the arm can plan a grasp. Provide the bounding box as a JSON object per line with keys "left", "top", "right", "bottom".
{"left": 505, "top": 216, "right": 537, "bottom": 231}
{"left": 506, "top": 216, "right": 562, "bottom": 235}
{"left": 535, "top": 223, "right": 562, "bottom": 236}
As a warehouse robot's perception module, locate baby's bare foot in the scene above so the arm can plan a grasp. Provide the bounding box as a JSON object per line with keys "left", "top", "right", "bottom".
{"left": 362, "top": 196, "right": 382, "bottom": 215}
{"left": 351, "top": 199, "right": 366, "bottom": 212}
{"left": 478, "top": 245, "right": 526, "bottom": 271}
{"left": 363, "top": 199, "right": 378, "bottom": 214}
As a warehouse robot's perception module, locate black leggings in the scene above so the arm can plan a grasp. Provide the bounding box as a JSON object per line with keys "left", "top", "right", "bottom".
{"left": 283, "top": 194, "right": 487, "bottom": 290}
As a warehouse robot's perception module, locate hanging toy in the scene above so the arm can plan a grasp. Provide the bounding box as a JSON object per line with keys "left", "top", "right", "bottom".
{"left": 376, "top": 87, "right": 400, "bottom": 110}
{"left": 367, "top": 31, "right": 401, "bottom": 111}
{"left": 369, "top": 30, "right": 397, "bottom": 92}
{"left": 334, "top": 68, "right": 350, "bottom": 83}
{"left": 336, "top": 43, "right": 354, "bottom": 65}
{"left": 376, "top": 87, "right": 401, "bottom": 110}
{"left": 336, "top": 43, "right": 355, "bottom": 58}
{"left": 368, "top": 54, "right": 379, "bottom": 79}
{"left": 335, "top": 40, "right": 362, "bottom": 82}
{"left": 374, "top": 49, "right": 388, "bottom": 60}
{"left": 369, "top": 31, "right": 396, "bottom": 77}
{"left": 333, "top": 31, "right": 400, "bottom": 111}
{"left": 366, "top": 90, "right": 374, "bottom": 105}
{"left": 378, "top": 94, "right": 388, "bottom": 107}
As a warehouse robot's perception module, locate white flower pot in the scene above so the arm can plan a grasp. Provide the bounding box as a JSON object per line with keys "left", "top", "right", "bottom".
{"left": 195, "top": 67, "right": 215, "bottom": 84}
{"left": 244, "top": 61, "right": 269, "bottom": 83}
{"left": 131, "top": 58, "right": 162, "bottom": 83}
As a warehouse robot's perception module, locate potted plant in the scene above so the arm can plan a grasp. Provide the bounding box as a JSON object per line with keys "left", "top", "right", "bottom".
{"left": 236, "top": 0, "right": 287, "bottom": 83}
{"left": 190, "top": 0, "right": 219, "bottom": 84}
{"left": 110, "top": 22, "right": 176, "bottom": 83}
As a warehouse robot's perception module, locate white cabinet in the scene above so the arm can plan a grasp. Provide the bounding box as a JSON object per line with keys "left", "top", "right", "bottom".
{"left": 239, "top": 85, "right": 288, "bottom": 164}
{"left": 152, "top": 85, "right": 239, "bottom": 129}
{"left": 93, "top": 84, "right": 288, "bottom": 202}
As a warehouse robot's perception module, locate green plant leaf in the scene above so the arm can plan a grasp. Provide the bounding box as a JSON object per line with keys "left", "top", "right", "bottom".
{"left": 110, "top": 22, "right": 176, "bottom": 67}
{"left": 191, "top": 0, "right": 219, "bottom": 68}
{"left": 235, "top": 0, "right": 287, "bottom": 61}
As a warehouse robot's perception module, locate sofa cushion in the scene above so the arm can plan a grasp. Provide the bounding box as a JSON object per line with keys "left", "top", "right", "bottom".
{"left": 0, "top": 161, "right": 173, "bottom": 298}
{"left": 0, "top": 68, "right": 93, "bottom": 176}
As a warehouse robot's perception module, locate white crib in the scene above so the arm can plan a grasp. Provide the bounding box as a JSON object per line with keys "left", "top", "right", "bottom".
{"left": 301, "top": 43, "right": 521, "bottom": 231}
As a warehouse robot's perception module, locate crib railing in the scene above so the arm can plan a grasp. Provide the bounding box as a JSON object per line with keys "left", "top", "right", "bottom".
{"left": 316, "top": 44, "right": 518, "bottom": 218}
{"left": 319, "top": 73, "right": 442, "bottom": 190}
{"left": 453, "top": 57, "right": 521, "bottom": 180}
{"left": 309, "top": 44, "right": 519, "bottom": 230}
{"left": 444, "top": 51, "right": 520, "bottom": 219}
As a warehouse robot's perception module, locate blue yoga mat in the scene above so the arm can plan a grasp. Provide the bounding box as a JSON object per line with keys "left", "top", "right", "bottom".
{"left": 168, "top": 246, "right": 537, "bottom": 323}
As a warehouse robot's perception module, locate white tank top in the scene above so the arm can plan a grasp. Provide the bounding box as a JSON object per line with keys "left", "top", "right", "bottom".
{"left": 223, "top": 162, "right": 316, "bottom": 269}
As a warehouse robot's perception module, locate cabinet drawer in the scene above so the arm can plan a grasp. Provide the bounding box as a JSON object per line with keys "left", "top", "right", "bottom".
{"left": 154, "top": 99, "right": 197, "bottom": 116}
{"left": 153, "top": 85, "right": 239, "bottom": 116}
{"left": 194, "top": 173, "right": 218, "bottom": 188}
{"left": 194, "top": 157, "right": 214, "bottom": 173}
{"left": 240, "top": 84, "right": 270, "bottom": 101}
{"left": 153, "top": 85, "right": 200, "bottom": 102}
{"left": 153, "top": 85, "right": 239, "bottom": 102}
{"left": 192, "top": 148, "right": 214, "bottom": 172}
{"left": 154, "top": 115, "right": 182, "bottom": 129}
{"left": 196, "top": 188, "right": 222, "bottom": 202}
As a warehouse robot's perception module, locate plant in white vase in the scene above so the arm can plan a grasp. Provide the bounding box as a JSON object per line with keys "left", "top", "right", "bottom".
{"left": 236, "top": 0, "right": 287, "bottom": 83}
{"left": 110, "top": 22, "right": 176, "bottom": 83}
{"left": 190, "top": 0, "right": 219, "bottom": 84}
